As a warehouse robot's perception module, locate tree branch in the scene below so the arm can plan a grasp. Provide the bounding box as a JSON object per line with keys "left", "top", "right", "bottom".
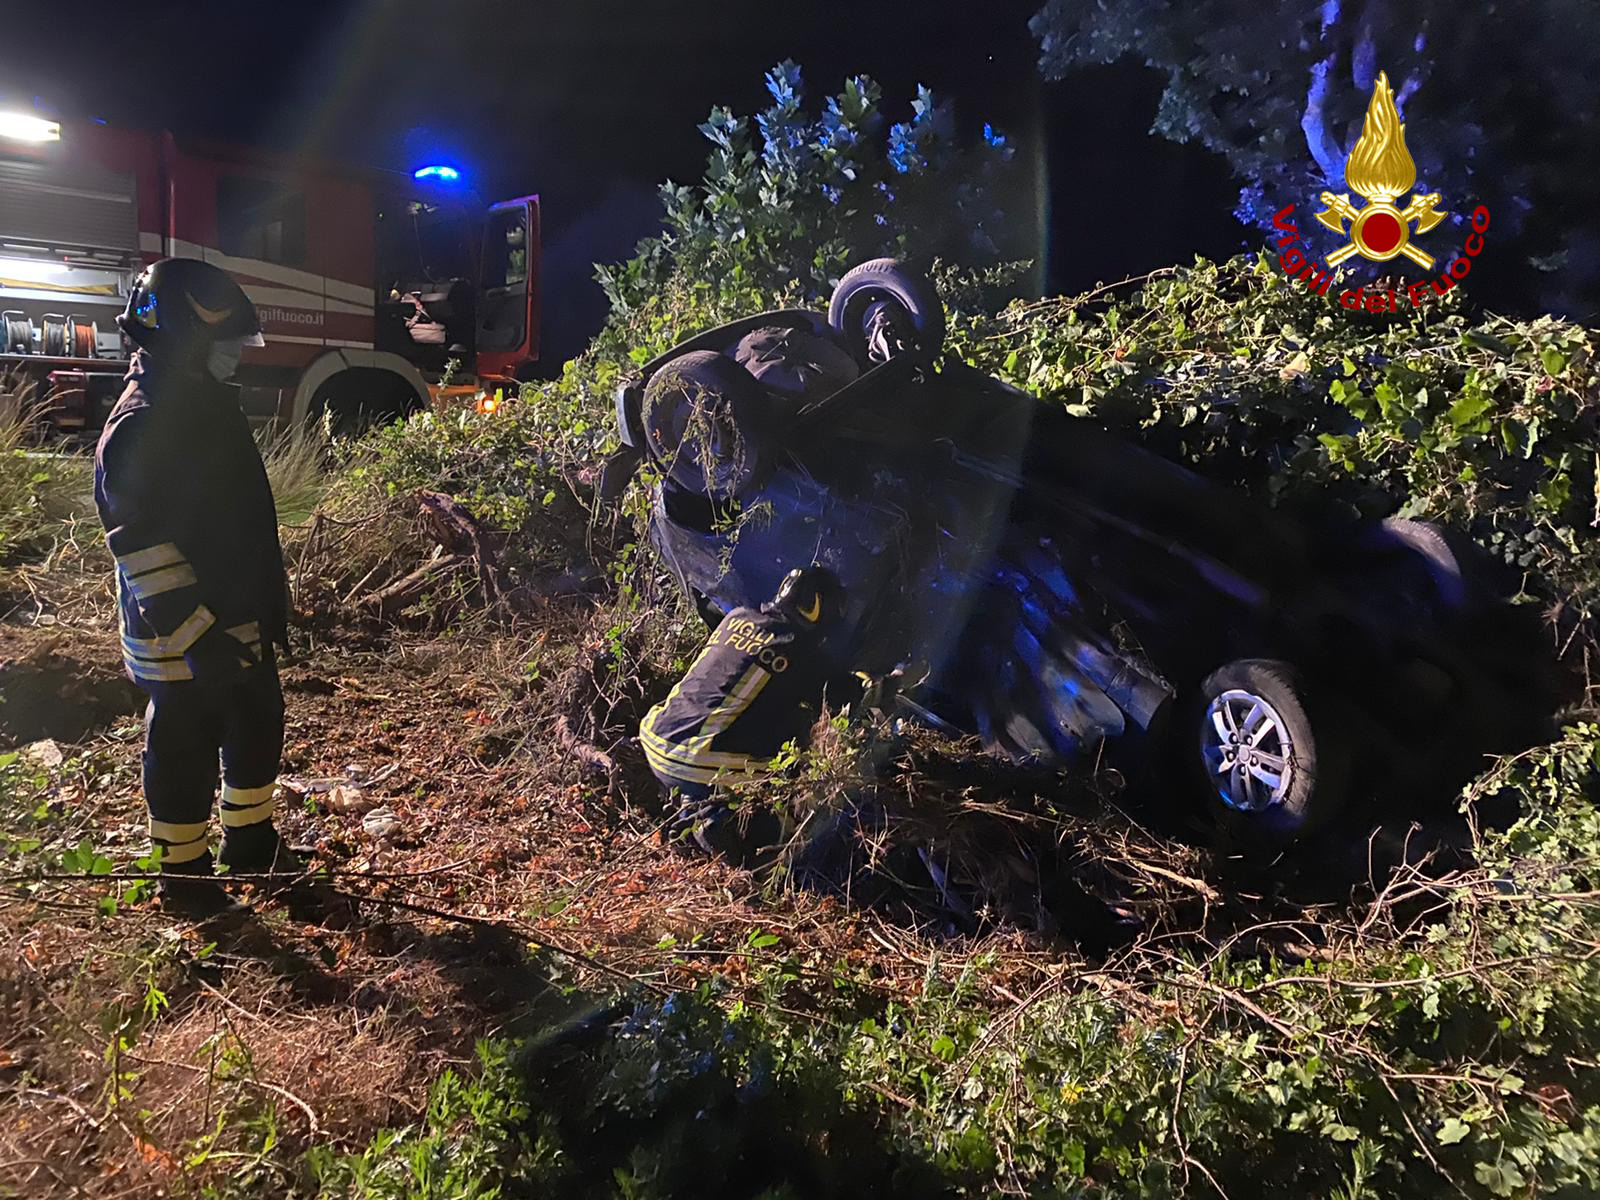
{"left": 1301, "top": 0, "right": 1348, "bottom": 189}
{"left": 1350, "top": 0, "right": 1378, "bottom": 91}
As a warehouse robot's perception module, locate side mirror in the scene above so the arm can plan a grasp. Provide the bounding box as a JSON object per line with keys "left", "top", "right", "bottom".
{"left": 614, "top": 382, "right": 645, "bottom": 449}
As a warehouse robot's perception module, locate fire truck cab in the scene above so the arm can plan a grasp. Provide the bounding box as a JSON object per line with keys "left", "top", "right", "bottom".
{"left": 0, "top": 115, "right": 539, "bottom": 433}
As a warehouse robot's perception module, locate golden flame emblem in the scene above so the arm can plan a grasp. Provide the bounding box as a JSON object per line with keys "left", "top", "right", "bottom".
{"left": 1316, "top": 72, "right": 1447, "bottom": 268}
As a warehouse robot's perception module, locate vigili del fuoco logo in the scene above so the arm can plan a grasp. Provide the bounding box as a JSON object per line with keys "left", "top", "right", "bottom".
{"left": 1268, "top": 70, "right": 1491, "bottom": 311}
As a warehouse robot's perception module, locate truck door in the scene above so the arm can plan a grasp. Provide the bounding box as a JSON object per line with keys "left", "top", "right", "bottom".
{"left": 474, "top": 195, "right": 539, "bottom": 381}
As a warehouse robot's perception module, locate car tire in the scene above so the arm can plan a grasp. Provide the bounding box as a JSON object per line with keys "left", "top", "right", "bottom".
{"left": 1187, "top": 658, "right": 1346, "bottom": 848}
{"left": 1378, "top": 517, "right": 1468, "bottom": 614}
{"left": 641, "top": 350, "right": 772, "bottom": 498}
{"left": 827, "top": 258, "right": 946, "bottom": 366}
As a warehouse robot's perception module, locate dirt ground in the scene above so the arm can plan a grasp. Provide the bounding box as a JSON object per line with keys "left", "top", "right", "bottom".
{"left": 1, "top": 553, "right": 1104, "bottom": 1197}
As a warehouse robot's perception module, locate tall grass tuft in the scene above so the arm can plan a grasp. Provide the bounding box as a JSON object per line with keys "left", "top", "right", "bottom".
{"left": 0, "top": 371, "right": 84, "bottom": 564}
{"left": 260, "top": 424, "right": 328, "bottom": 528}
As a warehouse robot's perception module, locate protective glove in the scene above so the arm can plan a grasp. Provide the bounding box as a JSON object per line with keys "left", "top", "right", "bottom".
{"left": 184, "top": 623, "right": 258, "bottom": 685}
{"left": 855, "top": 661, "right": 927, "bottom": 715}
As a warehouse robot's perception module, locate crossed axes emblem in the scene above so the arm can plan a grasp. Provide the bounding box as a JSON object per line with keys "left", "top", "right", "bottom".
{"left": 1316, "top": 190, "right": 1447, "bottom": 269}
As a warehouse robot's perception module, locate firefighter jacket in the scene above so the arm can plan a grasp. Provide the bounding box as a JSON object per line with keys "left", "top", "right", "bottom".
{"left": 641, "top": 604, "right": 837, "bottom": 787}
{"left": 94, "top": 352, "right": 287, "bottom": 685}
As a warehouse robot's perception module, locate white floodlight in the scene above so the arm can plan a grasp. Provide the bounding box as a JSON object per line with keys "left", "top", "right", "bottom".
{"left": 0, "top": 112, "right": 61, "bottom": 142}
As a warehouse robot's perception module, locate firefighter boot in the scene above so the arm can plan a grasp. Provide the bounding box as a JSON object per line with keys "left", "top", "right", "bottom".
{"left": 217, "top": 820, "right": 304, "bottom": 882}
{"left": 216, "top": 818, "right": 347, "bottom": 923}
{"left": 157, "top": 852, "right": 248, "bottom": 921}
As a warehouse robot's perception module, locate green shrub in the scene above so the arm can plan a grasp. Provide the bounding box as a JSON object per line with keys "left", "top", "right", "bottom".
{"left": 594, "top": 61, "right": 1018, "bottom": 345}
{"left": 865, "top": 724, "right": 1600, "bottom": 1198}
{"left": 948, "top": 256, "right": 1600, "bottom": 679}
{"left": 301, "top": 1041, "right": 560, "bottom": 1200}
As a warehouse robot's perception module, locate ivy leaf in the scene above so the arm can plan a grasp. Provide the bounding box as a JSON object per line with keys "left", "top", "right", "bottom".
{"left": 1437, "top": 1118, "right": 1470, "bottom": 1145}
{"left": 1331, "top": 378, "right": 1374, "bottom": 421}
{"left": 1063, "top": 1140, "right": 1086, "bottom": 1177}
{"left": 1373, "top": 382, "right": 1400, "bottom": 419}
{"left": 1535, "top": 473, "right": 1571, "bottom": 514}
{"left": 1463, "top": 330, "right": 1513, "bottom": 356}
{"left": 1474, "top": 1161, "right": 1526, "bottom": 1197}
{"left": 1318, "top": 432, "right": 1358, "bottom": 472}
{"left": 1449, "top": 388, "right": 1493, "bottom": 431}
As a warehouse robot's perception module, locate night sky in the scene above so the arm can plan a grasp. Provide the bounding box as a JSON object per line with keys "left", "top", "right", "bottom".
{"left": 5, "top": 0, "right": 1243, "bottom": 359}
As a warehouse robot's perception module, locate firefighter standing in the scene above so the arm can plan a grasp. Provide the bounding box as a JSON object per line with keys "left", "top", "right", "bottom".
{"left": 94, "top": 259, "right": 295, "bottom": 917}
{"left": 641, "top": 567, "right": 843, "bottom": 858}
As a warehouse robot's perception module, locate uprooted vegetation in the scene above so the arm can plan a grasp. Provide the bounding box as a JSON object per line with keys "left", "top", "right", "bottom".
{"left": 4, "top": 64, "right": 1600, "bottom": 1200}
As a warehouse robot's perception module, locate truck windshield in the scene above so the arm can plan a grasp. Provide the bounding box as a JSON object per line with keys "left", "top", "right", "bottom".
{"left": 377, "top": 201, "right": 473, "bottom": 287}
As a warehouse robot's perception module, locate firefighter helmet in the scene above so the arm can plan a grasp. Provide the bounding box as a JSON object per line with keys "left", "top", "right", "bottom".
{"left": 117, "top": 258, "right": 265, "bottom": 359}
{"left": 772, "top": 565, "right": 839, "bottom": 628}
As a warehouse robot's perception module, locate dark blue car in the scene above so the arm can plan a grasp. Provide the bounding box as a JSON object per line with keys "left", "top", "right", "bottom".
{"left": 606, "top": 260, "right": 1555, "bottom": 846}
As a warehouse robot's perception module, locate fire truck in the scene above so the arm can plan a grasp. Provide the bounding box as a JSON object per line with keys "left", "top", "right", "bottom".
{"left": 0, "top": 112, "right": 540, "bottom": 433}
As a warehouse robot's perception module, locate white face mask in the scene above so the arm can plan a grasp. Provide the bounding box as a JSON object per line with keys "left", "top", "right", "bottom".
{"left": 206, "top": 337, "right": 246, "bottom": 382}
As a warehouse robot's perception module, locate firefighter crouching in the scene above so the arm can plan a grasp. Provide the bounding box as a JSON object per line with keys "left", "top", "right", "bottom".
{"left": 641, "top": 567, "right": 843, "bottom": 859}
{"left": 94, "top": 259, "right": 296, "bottom": 918}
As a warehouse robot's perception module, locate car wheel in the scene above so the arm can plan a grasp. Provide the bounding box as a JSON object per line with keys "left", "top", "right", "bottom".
{"left": 641, "top": 350, "right": 772, "bottom": 498}
{"left": 1378, "top": 517, "right": 1468, "bottom": 614}
{"left": 827, "top": 258, "right": 946, "bottom": 367}
{"left": 1189, "top": 658, "right": 1346, "bottom": 847}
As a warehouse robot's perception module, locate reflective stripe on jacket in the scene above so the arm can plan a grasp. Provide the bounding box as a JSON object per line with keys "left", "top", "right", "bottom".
{"left": 641, "top": 605, "right": 832, "bottom": 787}
{"left": 94, "top": 352, "right": 287, "bottom": 684}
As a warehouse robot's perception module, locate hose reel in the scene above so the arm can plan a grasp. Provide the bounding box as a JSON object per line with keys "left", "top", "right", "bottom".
{"left": 3, "top": 312, "right": 104, "bottom": 358}
{"left": 40, "top": 314, "right": 69, "bottom": 358}
{"left": 2, "top": 311, "right": 31, "bottom": 354}
{"left": 69, "top": 316, "right": 98, "bottom": 359}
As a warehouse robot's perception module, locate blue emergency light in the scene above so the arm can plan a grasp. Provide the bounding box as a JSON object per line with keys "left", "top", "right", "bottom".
{"left": 413, "top": 165, "right": 461, "bottom": 182}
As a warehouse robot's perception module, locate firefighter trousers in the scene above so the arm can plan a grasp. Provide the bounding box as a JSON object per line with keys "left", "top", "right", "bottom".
{"left": 140, "top": 654, "right": 283, "bottom": 868}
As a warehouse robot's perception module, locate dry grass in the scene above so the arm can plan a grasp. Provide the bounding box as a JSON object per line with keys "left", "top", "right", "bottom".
{"left": 260, "top": 424, "right": 329, "bottom": 528}
{"left": 0, "top": 377, "right": 92, "bottom": 566}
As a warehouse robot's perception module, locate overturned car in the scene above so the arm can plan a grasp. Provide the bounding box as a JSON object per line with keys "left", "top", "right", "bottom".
{"left": 605, "top": 260, "right": 1556, "bottom": 845}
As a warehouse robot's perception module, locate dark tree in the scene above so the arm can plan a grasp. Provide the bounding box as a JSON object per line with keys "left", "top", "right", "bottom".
{"left": 1029, "top": 0, "right": 1600, "bottom": 315}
